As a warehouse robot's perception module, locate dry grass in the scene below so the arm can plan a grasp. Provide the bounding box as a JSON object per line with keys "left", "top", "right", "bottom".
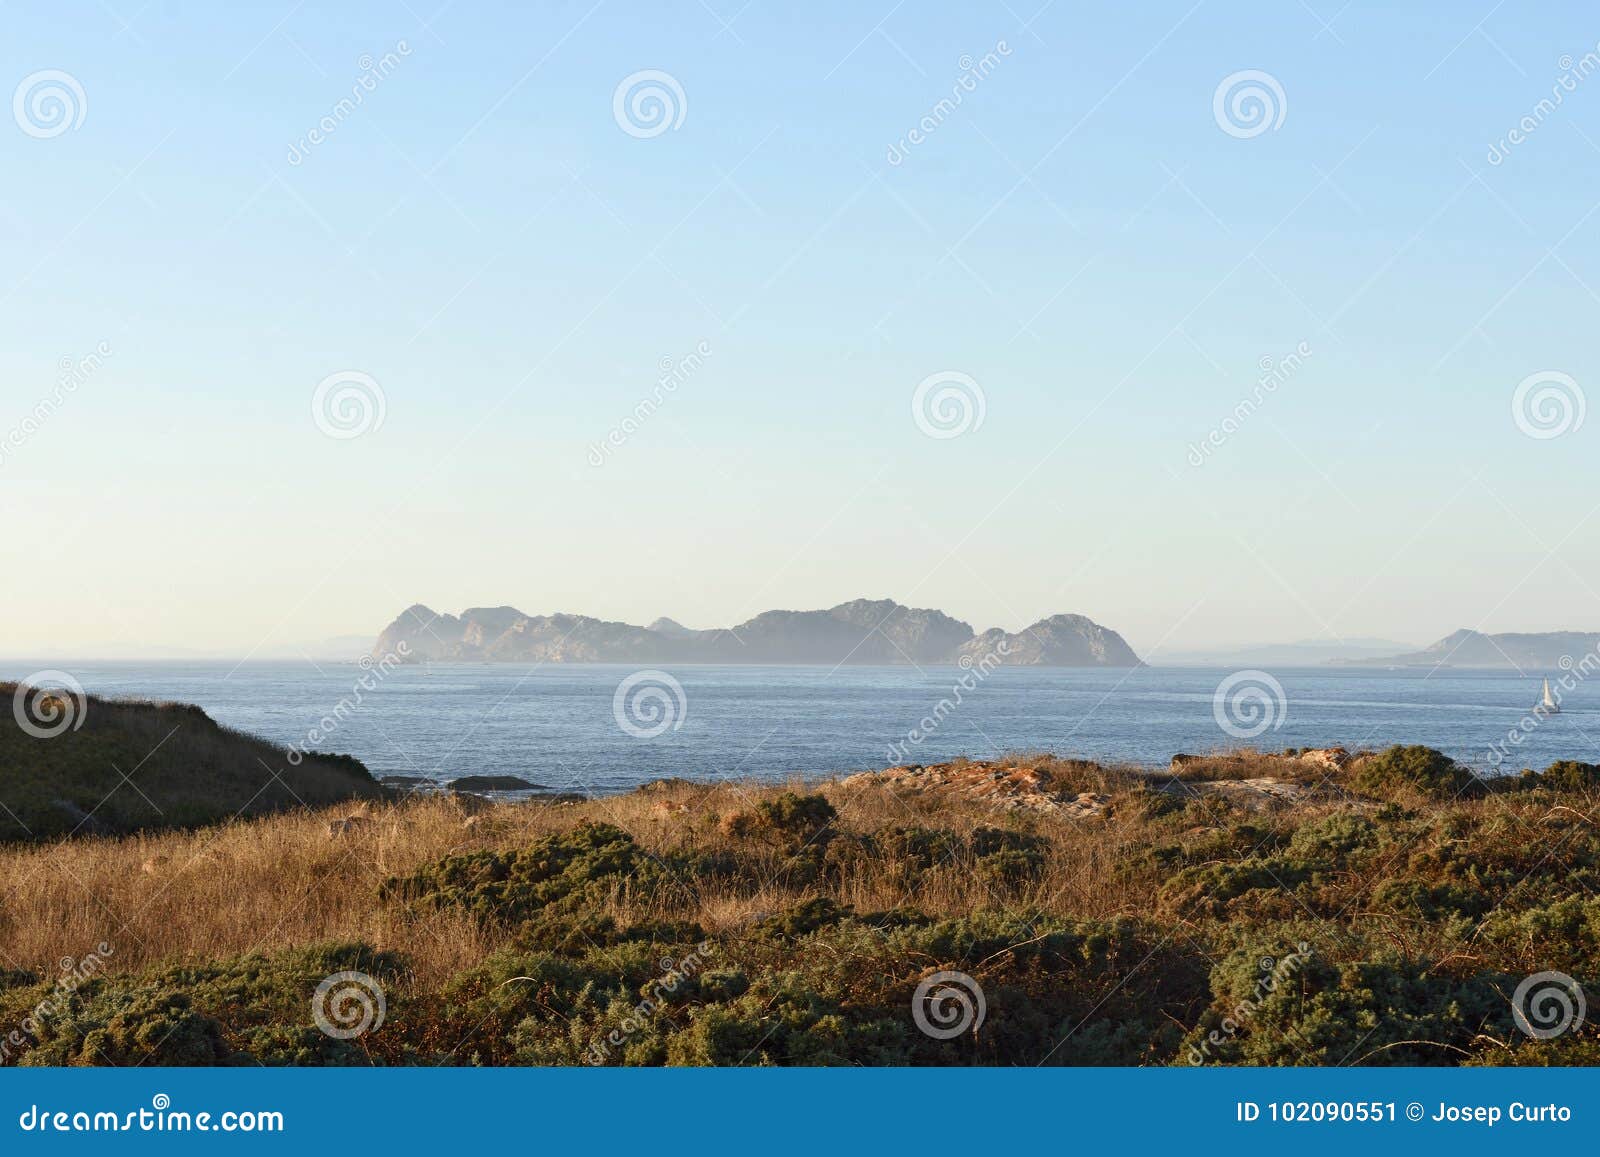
{"left": 0, "top": 745, "right": 1575, "bottom": 993}
{"left": 0, "top": 769, "right": 1173, "bottom": 988}
{"left": 4, "top": 747, "right": 1599, "bottom": 1066}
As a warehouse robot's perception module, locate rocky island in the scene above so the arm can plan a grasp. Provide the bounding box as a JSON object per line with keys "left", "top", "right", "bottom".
{"left": 370, "top": 598, "right": 1143, "bottom": 667}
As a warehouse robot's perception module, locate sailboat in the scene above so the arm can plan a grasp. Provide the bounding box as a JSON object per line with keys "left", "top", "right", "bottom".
{"left": 1538, "top": 677, "right": 1560, "bottom": 714}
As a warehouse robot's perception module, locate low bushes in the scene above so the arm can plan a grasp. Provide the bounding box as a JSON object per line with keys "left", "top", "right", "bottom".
{"left": 4, "top": 752, "right": 1599, "bottom": 1067}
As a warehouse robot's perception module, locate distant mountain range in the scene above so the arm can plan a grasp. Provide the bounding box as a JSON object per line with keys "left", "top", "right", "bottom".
{"left": 1335, "top": 629, "right": 1600, "bottom": 670}
{"left": 371, "top": 600, "right": 1143, "bottom": 667}
{"left": 1150, "top": 637, "right": 1419, "bottom": 667}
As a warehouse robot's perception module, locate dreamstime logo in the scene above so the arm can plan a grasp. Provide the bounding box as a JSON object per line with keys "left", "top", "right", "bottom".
{"left": 612, "top": 669, "right": 687, "bottom": 739}
{"left": 911, "top": 970, "right": 985, "bottom": 1040}
{"left": 312, "top": 971, "right": 386, "bottom": 1039}
{"left": 1511, "top": 371, "right": 1584, "bottom": 439}
{"left": 912, "top": 371, "right": 985, "bottom": 439}
{"left": 586, "top": 941, "right": 715, "bottom": 1064}
{"left": 12, "top": 671, "right": 87, "bottom": 739}
{"left": 286, "top": 643, "right": 409, "bottom": 765}
{"left": 886, "top": 640, "right": 1011, "bottom": 763}
{"left": 1485, "top": 647, "right": 1599, "bottom": 769}
{"left": 1212, "top": 70, "right": 1287, "bottom": 139}
{"left": 886, "top": 40, "right": 1012, "bottom": 165}
{"left": 1488, "top": 46, "right": 1600, "bottom": 165}
{"left": 1512, "top": 970, "right": 1586, "bottom": 1040}
{"left": 12, "top": 70, "right": 87, "bottom": 139}
{"left": 1213, "top": 669, "right": 1287, "bottom": 740}
{"left": 0, "top": 942, "right": 113, "bottom": 1063}
{"left": 588, "top": 340, "right": 712, "bottom": 466}
{"left": 1187, "top": 341, "right": 1311, "bottom": 466}
{"left": 612, "top": 70, "right": 687, "bottom": 138}
{"left": 312, "top": 370, "right": 386, "bottom": 439}
{"left": 1188, "top": 942, "right": 1313, "bottom": 1064}
{"left": 1, "top": 340, "right": 111, "bottom": 470}
{"left": 286, "top": 41, "right": 412, "bottom": 165}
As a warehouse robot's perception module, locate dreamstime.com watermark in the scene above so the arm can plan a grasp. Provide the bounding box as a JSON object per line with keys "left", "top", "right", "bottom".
{"left": 886, "top": 641, "right": 1011, "bottom": 763}
{"left": 0, "top": 341, "right": 111, "bottom": 469}
{"left": 1488, "top": 46, "right": 1600, "bottom": 165}
{"left": 287, "top": 42, "right": 412, "bottom": 164}
{"left": 1512, "top": 970, "right": 1586, "bottom": 1039}
{"left": 588, "top": 341, "right": 711, "bottom": 466}
{"left": 11, "top": 670, "right": 88, "bottom": 739}
{"left": 0, "top": 943, "right": 114, "bottom": 1063}
{"left": 613, "top": 70, "right": 686, "bottom": 138}
{"left": 1213, "top": 669, "right": 1288, "bottom": 740}
{"left": 586, "top": 942, "right": 715, "bottom": 1063}
{"left": 1188, "top": 942, "right": 1313, "bottom": 1064}
{"left": 1511, "top": 370, "right": 1584, "bottom": 439}
{"left": 613, "top": 669, "right": 688, "bottom": 739}
{"left": 1212, "top": 70, "right": 1287, "bottom": 139}
{"left": 1187, "top": 341, "right": 1311, "bottom": 466}
{"left": 17, "top": 1095, "right": 283, "bottom": 1134}
{"left": 312, "top": 970, "right": 386, "bottom": 1039}
{"left": 912, "top": 370, "right": 985, "bottom": 439}
{"left": 12, "top": 69, "right": 86, "bottom": 138}
{"left": 285, "top": 644, "right": 409, "bottom": 764}
{"left": 911, "top": 970, "right": 986, "bottom": 1040}
{"left": 1484, "top": 647, "right": 1598, "bottom": 769}
{"left": 312, "top": 369, "right": 386, "bottom": 439}
{"left": 886, "top": 41, "right": 1012, "bottom": 165}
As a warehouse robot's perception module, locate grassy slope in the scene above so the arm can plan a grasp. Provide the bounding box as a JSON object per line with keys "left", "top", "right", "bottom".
{"left": 0, "top": 745, "right": 1597, "bottom": 1066}
{"left": 0, "top": 683, "right": 386, "bottom": 840}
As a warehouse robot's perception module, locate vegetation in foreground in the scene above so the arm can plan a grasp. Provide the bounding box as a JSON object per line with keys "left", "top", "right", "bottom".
{"left": 2, "top": 739, "right": 1599, "bottom": 1066}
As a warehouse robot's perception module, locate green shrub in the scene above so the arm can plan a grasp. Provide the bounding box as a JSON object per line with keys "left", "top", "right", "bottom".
{"left": 1288, "top": 814, "right": 1379, "bottom": 860}
{"left": 381, "top": 822, "right": 669, "bottom": 923}
{"left": 1160, "top": 858, "right": 1316, "bottom": 917}
{"left": 752, "top": 792, "right": 837, "bottom": 844}
{"left": 1186, "top": 937, "right": 1511, "bottom": 1066}
{"left": 1536, "top": 760, "right": 1600, "bottom": 793}
{"left": 5, "top": 943, "right": 399, "bottom": 1066}
{"left": 1350, "top": 746, "right": 1482, "bottom": 802}
{"left": 871, "top": 826, "right": 963, "bottom": 871}
{"left": 756, "top": 897, "right": 849, "bottom": 940}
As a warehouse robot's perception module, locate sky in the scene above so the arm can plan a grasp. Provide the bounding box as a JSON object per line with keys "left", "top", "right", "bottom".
{"left": 3, "top": 0, "right": 1599, "bottom": 659}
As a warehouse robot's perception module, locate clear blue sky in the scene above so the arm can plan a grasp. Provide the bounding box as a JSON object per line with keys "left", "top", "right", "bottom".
{"left": 3, "top": 1, "right": 1598, "bottom": 657}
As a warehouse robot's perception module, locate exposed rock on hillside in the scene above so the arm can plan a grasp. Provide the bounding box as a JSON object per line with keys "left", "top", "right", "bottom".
{"left": 842, "top": 760, "right": 1113, "bottom": 817}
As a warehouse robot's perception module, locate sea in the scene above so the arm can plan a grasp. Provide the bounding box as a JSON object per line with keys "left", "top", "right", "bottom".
{"left": 3, "top": 660, "right": 1595, "bottom": 796}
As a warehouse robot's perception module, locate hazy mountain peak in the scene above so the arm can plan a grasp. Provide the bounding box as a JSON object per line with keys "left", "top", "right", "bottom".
{"left": 371, "top": 600, "right": 1140, "bottom": 667}
{"left": 1343, "top": 629, "right": 1600, "bottom": 668}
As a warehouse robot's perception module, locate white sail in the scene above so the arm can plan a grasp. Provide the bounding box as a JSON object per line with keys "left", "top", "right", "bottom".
{"left": 1542, "top": 678, "right": 1560, "bottom": 712}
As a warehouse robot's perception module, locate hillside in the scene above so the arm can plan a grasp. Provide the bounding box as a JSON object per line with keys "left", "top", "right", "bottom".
{"left": 0, "top": 682, "right": 386, "bottom": 840}
{"left": 1342, "top": 629, "right": 1600, "bottom": 669}
{"left": 371, "top": 599, "right": 1142, "bottom": 667}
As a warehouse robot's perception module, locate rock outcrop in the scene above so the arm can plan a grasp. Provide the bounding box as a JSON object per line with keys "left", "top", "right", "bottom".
{"left": 841, "top": 760, "right": 1113, "bottom": 817}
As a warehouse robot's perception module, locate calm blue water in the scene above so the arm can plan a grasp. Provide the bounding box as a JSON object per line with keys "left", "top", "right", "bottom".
{"left": 4, "top": 661, "right": 1595, "bottom": 794}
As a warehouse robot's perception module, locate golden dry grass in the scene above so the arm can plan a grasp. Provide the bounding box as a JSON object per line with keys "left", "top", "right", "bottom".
{"left": 0, "top": 746, "right": 1548, "bottom": 996}
{"left": 0, "top": 765, "right": 1185, "bottom": 988}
